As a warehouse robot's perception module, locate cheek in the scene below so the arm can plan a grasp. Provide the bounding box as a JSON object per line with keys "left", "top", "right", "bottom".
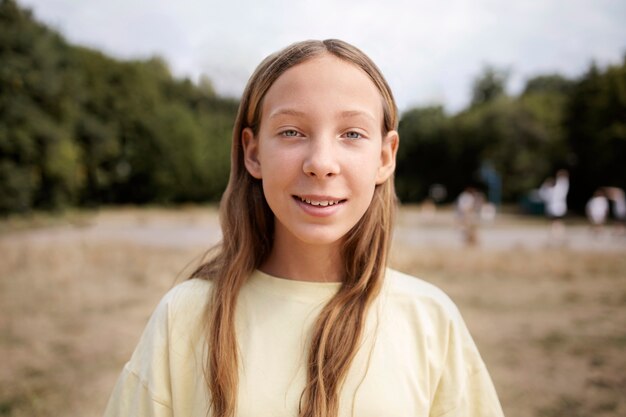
{"left": 355, "top": 152, "right": 382, "bottom": 202}
{"left": 351, "top": 148, "right": 382, "bottom": 180}
{"left": 259, "top": 144, "right": 301, "bottom": 175}
{"left": 258, "top": 151, "right": 300, "bottom": 205}
{"left": 350, "top": 171, "right": 378, "bottom": 204}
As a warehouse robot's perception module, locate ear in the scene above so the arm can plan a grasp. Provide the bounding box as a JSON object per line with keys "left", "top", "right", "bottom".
{"left": 242, "top": 127, "right": 262, "bottom": 179}
{"left": 376, "top": 130, "right": 399, "bottom": 184}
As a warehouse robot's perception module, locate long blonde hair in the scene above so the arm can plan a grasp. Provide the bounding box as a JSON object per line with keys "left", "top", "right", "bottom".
{"left": 191, "top": 39, "right": 398, "bottom": 417}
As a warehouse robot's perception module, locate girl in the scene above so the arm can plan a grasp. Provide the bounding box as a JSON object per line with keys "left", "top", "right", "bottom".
{"left": 104, "top": 39, "right": 504, "bottom": 417}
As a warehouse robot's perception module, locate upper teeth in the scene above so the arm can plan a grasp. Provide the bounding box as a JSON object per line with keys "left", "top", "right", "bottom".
{"left": 300, "top": 197, "right": 341, "bottom": 206}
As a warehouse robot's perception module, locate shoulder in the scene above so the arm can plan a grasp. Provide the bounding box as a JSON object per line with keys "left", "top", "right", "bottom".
{"left": 380, "top": 268, "right": 470, "bottom": 342}
{"left": 108, "top": 279, "right": 213, "bottom": 413}
{"left": 159, "top": 278, "right": 213, "bottom": 315}
{"left": 150, "top": 278, "right": 214, "bottom": 336}
{"left": 132, "top": 278, "right": 213, "bottom": 348}
{"left": 126, "top": 279, "right": 212, "bottom": 367}
{"left": 382, "top": 268, "right": 490, "bottom": 373}
{"left": 383, "top": 268, "right": 460, "bottom": 318}
{"left": 381, "top": 270, "right": 504, "bottom": 415}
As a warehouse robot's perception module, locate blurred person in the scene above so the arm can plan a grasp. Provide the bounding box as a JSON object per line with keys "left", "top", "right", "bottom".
{"left": 586, "top": 188, "right": 609, "bottom": 237}
{"left": 103, "top": 40, "right": 504, "bottom": 417}
{"left": 539, "top": 169, "right": 569, "bottom": 243}
{"left": 605, "top": 186, "right": 626, "bottom": 235}
{"left": 428, "top": 183, "right": 448, "bottom": 204}
{"left": 420, "top": 183, "right": 447, "bottom": 221}
{"left": 456, "top": 186, "right": 484, "bottom": 246}
{"left": 480, "top": 202, "right": 497, "bottom": 223}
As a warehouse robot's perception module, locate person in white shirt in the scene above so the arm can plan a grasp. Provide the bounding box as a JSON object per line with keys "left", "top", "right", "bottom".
{"left": 586, "top": 189, "right": 609, "bottom": 236}
{"left": 539, "top": 170, "right": 569, "bottom": 242}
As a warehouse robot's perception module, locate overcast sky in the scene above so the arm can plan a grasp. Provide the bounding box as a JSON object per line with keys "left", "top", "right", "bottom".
{"left": 20, "top": 0, "right": 626, "bottom": 113}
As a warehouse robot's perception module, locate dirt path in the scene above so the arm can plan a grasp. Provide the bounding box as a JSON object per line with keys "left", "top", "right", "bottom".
{"left": 395, "top": 208, "right": 626, "bottom": 252}
{"left": 5, "top": 206, "right": 625, "bottom": 253}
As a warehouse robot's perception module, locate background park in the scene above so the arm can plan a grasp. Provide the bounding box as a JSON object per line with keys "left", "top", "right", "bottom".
{"left": 1, "top": 0, "right": 625, "bottom": 416}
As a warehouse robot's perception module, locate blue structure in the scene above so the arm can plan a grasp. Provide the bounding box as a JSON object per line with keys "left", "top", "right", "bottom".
{"left": 479, "top": 161, "right": 502, "bottom": 206}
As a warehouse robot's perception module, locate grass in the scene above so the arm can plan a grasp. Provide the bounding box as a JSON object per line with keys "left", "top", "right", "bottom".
{"left": 1, "top": 206, "right": 625, "bottom": 416}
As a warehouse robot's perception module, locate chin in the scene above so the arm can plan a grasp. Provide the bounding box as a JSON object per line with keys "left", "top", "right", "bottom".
{"left": 290, "top": 225, "right": 350, "bottom": 247}
{"left": 297, "top": 233, "right": 345, "bottom": 247}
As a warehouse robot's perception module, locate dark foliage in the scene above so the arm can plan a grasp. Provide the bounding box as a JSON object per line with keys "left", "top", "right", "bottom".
{"left": 0, "top": 0, "right": 237, "bottom": 213}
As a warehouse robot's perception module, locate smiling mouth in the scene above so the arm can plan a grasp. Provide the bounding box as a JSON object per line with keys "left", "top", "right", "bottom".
{"left": 294, "top": 196, "right": 346, "bottom": 207}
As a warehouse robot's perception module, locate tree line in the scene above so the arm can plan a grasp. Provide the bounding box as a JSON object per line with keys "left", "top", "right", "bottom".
{"left": 1, "top": 0, "right": 237, "bottom": 213}
{"left": 1, "top": 0, "right": 625, "bottom": 214}
{"left": 396, "top": 60, "right": 626, "bottom": 212}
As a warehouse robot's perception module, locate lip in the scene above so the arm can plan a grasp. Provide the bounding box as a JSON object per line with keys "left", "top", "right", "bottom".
{"left": 293, "top": 194, "right": 347, "bottom": 217}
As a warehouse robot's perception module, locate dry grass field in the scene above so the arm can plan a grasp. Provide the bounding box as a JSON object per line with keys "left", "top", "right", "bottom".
{"left": 1, "top": 206, "right": 625, "bottom": 416}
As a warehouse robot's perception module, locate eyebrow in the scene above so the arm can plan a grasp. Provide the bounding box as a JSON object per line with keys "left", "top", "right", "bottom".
{"left": 268, "top": 108, "right": 377, "bottom": 122}
{"left": 338, "top": 110, "right": 377, "bottom": 122}
{"left": 268, "top": 109, "right": 307, "bottom": 119}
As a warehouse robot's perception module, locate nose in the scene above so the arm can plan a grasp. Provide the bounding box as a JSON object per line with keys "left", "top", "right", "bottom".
{"left": 302, "top": 137, "right": 340, "bottom": 178}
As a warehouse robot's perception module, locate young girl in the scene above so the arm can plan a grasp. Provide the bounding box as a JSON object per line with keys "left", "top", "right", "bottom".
{"left": 104, "top": 39, "right": 504, "bottom": 417}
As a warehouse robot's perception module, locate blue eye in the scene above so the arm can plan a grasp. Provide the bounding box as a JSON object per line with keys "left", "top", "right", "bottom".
{"left": 345, "top": 131, "right": 362, "bottom": 140}
{"left": 282, "top": 130, "right": 299, "bottom": 137}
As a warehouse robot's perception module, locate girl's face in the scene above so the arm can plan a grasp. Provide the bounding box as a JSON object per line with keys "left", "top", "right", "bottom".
{"left": 242, "top": 54, "right": 398, "bottom": 248}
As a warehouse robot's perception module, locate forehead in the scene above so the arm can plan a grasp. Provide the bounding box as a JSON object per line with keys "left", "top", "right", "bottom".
{"left": 261, "top": 54, "right": 384, "bottom": 123}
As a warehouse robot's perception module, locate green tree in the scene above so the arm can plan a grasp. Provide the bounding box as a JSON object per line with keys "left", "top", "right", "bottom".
{"left": 0, "top": 0, "right": 238, "bottom": 213}
{"left": 523, "top": 74, "right": 573, "bottom": 95}
{"left": 0, "top": 0, "right": 82, "bottom": 212}
{"left": 396, "top": 71, "right": 573, "bottom": 204}
{"left": 470, "top": 65, "right": 510, "bottom": 107}
{"left": 396, "top": 106, "right": 452, "bottom": 202}
{"left": 565, "top": 58, "right": 626, "bottom": 209}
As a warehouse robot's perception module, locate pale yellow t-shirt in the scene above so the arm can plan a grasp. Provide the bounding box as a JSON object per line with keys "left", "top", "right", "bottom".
{"left": 104, "top": 269, "right": 504, "bottom": 416}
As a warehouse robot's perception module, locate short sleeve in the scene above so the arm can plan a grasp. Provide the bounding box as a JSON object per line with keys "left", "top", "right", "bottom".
{"left": 429, "top": 311, "right": 504, "bottom": 417}
{"left": 103, "top": 290, "right": 174, "bottom": 417}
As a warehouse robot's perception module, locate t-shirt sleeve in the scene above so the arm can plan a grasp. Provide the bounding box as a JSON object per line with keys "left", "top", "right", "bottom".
{"left": 103, "top": 366, "right": 173, "bottom": 417}
{"left": 103, "top": 290, "right": 175, "bottom": 417}
{"left": 429, "top": 308, "right": 504, "bottom": 417}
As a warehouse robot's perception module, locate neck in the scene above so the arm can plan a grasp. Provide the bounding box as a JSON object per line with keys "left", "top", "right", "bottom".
{"left": 261, "top": 237, "right": 343, "bottom": 283}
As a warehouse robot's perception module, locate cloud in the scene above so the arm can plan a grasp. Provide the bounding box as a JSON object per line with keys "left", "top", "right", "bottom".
{"left": 20, "top": 0, "right": 626, "bottom": 112}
